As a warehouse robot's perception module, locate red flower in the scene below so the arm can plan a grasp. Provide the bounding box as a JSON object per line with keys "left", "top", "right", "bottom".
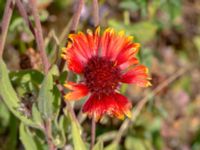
{"left": 62, "top": 27, "right": 151, "bottom": 121}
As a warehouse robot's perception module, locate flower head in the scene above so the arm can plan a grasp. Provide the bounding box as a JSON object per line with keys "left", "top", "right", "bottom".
{"left": 62, "top": 27, "right": 151, "bottom": 121}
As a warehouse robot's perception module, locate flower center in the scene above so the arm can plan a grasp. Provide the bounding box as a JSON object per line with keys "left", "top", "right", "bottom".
{"left": 83, "top": 56, "right": 121, "bottom": 96}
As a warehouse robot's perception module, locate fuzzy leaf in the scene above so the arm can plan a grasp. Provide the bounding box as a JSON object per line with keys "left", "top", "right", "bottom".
{"left": 94, "top": 138, "right": 103, "bottom": 150}
{"left": 19, "top": 123, "right": 38, "bottom": 150}
{"left": 0, "top": 59, "right": 37, "bottom": 127}
{"left": 71, "top": 115, "right": 87, "bottom": 150}
{"left": 37, "top": 65, "right": 59, "bottom": 120}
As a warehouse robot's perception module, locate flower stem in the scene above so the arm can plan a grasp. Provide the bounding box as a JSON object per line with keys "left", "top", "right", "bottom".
{"left": 29, "top": 0, "right": 50, "bottom": 74}
{"left": 29, "top": 1, "right": 55, "bottom": 149}
{"left": 16, "top": 0, "right": 35, "bottom": 36}
{"left": 44, "top": 119, "right": 56, "bottom": 150}
{"left": 58, "top": 0, "right": 84, "bottom": 72}
{"left": 0, "top": 0, "right": 15, "bottom": 58}
{"left": 90, "top": 117, "right": 96, "bottom": 150}
{"left": 92, "top": 0, "right": 99, "bottom": 27}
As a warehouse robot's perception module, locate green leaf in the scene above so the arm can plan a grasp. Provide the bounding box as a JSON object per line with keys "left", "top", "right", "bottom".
{"left": 0, "top": 100, "right": 10, "bottom": 133}
{"left": 10, "top": 69, "right": 44, "bottom": 85}
{"left": 94, "top": 138, "right": 103, "bottom": 150}
{"left": 59, "top": 71, "right": 68, "bottom": 84}
{"left": 52, "top": 115, "right": 67, "bottom": 148}
{"left": 0, "top": 59, "right": 37, "bottom": 127}
{"left": 71, "top": 115, "right": 87, "bottom": 150}
{"left": 52, "top": 85, "right": 61, "bottom": 120}
{"left": 37, "top": 65, "right": 59, "bottom": 120}
{"left": 32, "top": 104, "right": 43, "bottom": 127}
{"left": 19, "top": 123, "right": 38, "bottom": 150}
{"left": 104, "top": 142, "right": 119, "bottom": 150}
{"left": 4, "top": 115, "right": 18, "bottom": 150}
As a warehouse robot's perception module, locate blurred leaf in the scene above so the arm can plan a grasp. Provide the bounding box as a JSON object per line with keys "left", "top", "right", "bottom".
{"left": 119, "top": 1, "right": 139, "bottom": 12}
{"left": 0, "top": 59, "right": 37, "bottom": 127}
{"left": 109, "top": 20, "right": 158, "bottom": 43}
{"left": 10, "top": 17, "right": 24, "bottom": 31}
{"left": 173, "top": 76, "right": 191, "bottom": 92}
{"left": 19, "top": 123, "right": 38, "bottom": 150}
{"left": 194, "top": 36, "right": 200, "bottom": 57}
{"left": 0, "top": 100, "right": 10, "bottom": 133}
{"left": 52, "top": 115, "right": 67, "bottom": 148}
{"left": 104, "top": 142, "right": 119, "bottom": 150}
{"left": 71, "top": 115, "right": 87, "bottom": 150}
{"left": 125, "top": 136, "right": 146, "bottom": 150}
{"left": 93, "top": 138, "right": 103, "bottom": 150}
{"left": 128, "top": 21, "right": 158, "bottom": 43}
{"left": 39, "top": 10, "right": 49, "bottom": 22}
{"left": 4, "top": 115, "right": 18, "bottom": 150}
{"left": 140, "top": 48, "right": 153, "bottom": 68}
{"left": 120, "top": 84, "right": 128, "bottom": 94}
{"left": 147, "top": 118, "right": 162, "bottom": 132}
{"left": 161, "top": 0, "right": 182, "bottom": 23}
{"left": 148, "top": 0, "right": 161, "bottom": 18}
{"left": 37, "top": 65, "right": 59, "bottom": 120}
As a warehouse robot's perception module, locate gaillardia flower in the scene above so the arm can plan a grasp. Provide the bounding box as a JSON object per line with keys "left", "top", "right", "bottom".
{"left": 62, "top": 27, "right": 151, "bottom": 121}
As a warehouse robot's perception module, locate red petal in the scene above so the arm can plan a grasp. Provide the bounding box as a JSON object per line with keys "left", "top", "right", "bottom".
{"left": 62, "top": 44, "right": 85, "bottom": 74}
{"left": 82, "top": 93, "right": 132, "bottom": 121}
{"left": 86, "top": 27, "right": 100, "bottom": 56}
{"left": 67, "top": 54, "right": 84, "bottom": 73}
{"left": 115, "top": 43, "right": 140, "bottom": 67}
{"left": 64, "top": 82, "right": 89, "bottom": 101}
{"left": 101, "top": 28, "right": 114, "bottom": 58}
{"left": 113, "top": 93, "right": 132, "bottom": 118}
{"left": 121, "top": 65, "right": 151, "bottom": 87}
{"left": 119, "top": 57, "right": 139, "bottom": 70}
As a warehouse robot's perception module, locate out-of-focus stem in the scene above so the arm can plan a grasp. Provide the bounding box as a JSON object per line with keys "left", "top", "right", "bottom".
{"left": 90, "top": 117, "right": 96, "bottom": 150}
{"left": 70, "top": 0, "right": 84, "bottom": 32}
{"left": 92, "top": 0, "right": 99, "bottom": 27}
{"left": 30, "top": 0, "right": 50, "bottom": 74}
{"left": 16, "top": 0, "right": 35, "bottom": 36}
{"left": 0, "top": 0, "right": 15, "bottom": 57}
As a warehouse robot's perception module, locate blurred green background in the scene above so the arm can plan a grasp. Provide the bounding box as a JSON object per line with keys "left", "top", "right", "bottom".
{"left": 0, "top": 0, "right": 200, "bottom": 150}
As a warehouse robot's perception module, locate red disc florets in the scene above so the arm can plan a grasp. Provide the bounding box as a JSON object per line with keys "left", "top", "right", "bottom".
{"left": 83, "top": 56, "right": 121, "bottom": 97}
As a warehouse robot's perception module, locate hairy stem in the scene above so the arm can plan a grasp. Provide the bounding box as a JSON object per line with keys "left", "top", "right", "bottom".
{"left": 30, "top": 0, "right": 50, "bottom": 74}
{"left": 0, "top": 0, "right": 15, "bottom": 57}
{"left": 44, "top": 119, "right": 56, "bottom": 150}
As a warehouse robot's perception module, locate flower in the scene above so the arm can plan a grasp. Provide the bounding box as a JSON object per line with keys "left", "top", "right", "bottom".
{"left": 62, "top": 27, "right": 151, "bottom": 121}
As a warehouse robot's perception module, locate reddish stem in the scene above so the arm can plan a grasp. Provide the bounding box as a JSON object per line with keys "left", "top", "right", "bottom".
{"left": 92, "top": 0, "right": 100, "bottom": 27}
{"left": 0, "top": 0, "right": 15, "bottom": 57}
{"left": 29, "top": 0, "right": 50, "bottom": 74}
{"left": 90, "top": 117, "right": 96, "bottom": 150}
{"left": 16, "top": 0, "right": 35, "bottom": 36}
